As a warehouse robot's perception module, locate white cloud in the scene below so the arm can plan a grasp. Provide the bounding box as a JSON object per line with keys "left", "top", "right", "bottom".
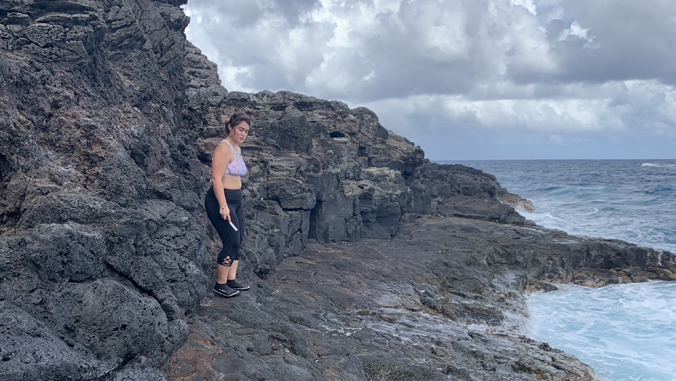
{"left": 364, "top": 80, "right": 676, "bottom": 136}
{"left": 184, "top": 0, "right": 676, "bottom": 158}
{"left": 510, "top": 0, "right": 537, "bottom": 15}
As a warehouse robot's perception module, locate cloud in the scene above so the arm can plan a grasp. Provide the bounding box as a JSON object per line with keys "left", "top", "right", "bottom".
{"left": 544, "top": 0, "right": 676, "bottom": 84}
{"left": 185, "top": 0, "right": 562, "bottom": 98}
{"left": 183, "top": 0, "right": 676, "bottom": 158}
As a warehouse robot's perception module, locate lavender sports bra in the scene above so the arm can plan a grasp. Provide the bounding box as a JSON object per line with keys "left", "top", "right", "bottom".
{"left": 222, "top": 140, "right": 247, "bottom": 176}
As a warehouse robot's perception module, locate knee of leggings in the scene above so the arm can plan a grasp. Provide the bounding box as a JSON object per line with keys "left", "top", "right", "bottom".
{"left": 229, "top": 243, "right": 241, "bottom": 261}
{"left": 217, "top": 254, "right": 233, "bottom": 267}
{"left": 217, "top": 244, "right": 240, "bottom": 266}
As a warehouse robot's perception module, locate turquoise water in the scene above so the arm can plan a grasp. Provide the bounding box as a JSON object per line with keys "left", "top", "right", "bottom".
{"left": 441, "top": 160, "right": 676, "bottom": 381}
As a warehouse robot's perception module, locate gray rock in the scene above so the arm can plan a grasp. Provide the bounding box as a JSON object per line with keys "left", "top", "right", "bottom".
{"left": 27, "top": 223, "right": 106, "bottom": 282}
{"left": 266, "top": 177, "right": 317, "bottom": 210}
{"left": 0, "top": 305, "right": 106, "bottom": 381}
{"left": 271, "top": 362, "right": 317, "bottom": 381}
{"left": 413, "top": 162, "right": 530, "bottom": 224}
{"left": 111, "top": 365, "right": 167, "bottom": 381}
{"left": 50, "top": 279, "right": 179, "bottom": 366}
{"left": 1, "top": 0, "right": 199, "bottom": 376}
{"left": 3, "top": 0, "right": 674, "bottom": 380}
{"left": 18, "top": 193, "right": 123, "bottom": 230}
{"left": 362, "top": 356, "right": 449, "bottom": 381}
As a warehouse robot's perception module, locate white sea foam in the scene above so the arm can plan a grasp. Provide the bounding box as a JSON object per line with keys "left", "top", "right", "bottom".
{"left": 642, "top": 162, "right": 676, "bottom": 169}
{"left": 527, "top": 282, "right": 676, "bottom": 381}
{"left": 445, "top": 160, "right": 676, "bottom": 380}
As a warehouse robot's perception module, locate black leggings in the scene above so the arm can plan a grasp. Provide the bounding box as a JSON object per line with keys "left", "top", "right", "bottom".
{"left": 205, "top": 186, "right": 245, "bottom": 267}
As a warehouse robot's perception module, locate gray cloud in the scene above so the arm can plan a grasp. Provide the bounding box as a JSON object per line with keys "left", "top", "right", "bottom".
{"left": 184, "top": 0, "right": 676, "bottom": 159}
{"left": 542, "top": 0, "right": 676, "bottom": 85}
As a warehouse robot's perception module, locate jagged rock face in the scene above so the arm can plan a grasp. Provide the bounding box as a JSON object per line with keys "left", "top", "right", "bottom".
{"left": 411, "top": 162, "right": 529, "bottom": 224}
{"left": 0, "top": 0, "right": 201, "bottom": 378}
{"left": 165, "top": 216, "right": 676, "bottom": 381}
{"left": 1, "top": 1, "right": 675, "bottom": 380}
{"left": 0, "top": 0, "right": 532, "bottom": 379}
{"left": 184, "top": 87, "right": 426, "bottom": 275}
{"left": 181, "top": 44, "right": 528, "bottom": 277}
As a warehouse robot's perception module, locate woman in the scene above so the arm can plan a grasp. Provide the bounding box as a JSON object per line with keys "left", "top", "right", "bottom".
{"left": 204, "top": 113, "right": 251, "bottom": 298}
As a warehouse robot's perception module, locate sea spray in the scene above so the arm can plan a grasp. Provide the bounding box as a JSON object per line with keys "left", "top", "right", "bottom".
{"left": 441, "top": 159, "right": 676, "bottom": 380}
{"left": 443, "top": 160, "right": 676, "bottom": 252}
{"left": 526, "top": 282, "right": 676, "bottom": 381}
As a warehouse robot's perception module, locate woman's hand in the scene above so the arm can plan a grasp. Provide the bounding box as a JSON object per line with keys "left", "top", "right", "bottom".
{"left": 219, "top": 205, "right": 231, "bottom": 222}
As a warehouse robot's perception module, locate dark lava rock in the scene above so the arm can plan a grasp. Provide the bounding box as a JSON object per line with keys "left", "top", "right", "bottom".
{"left": 0, "top": 304, "right": 104, "bottom": 381}
{"left": 1, "top": 0, "right": 199, "bottom": 378}
{"left": 166, "top": 216, "right": 674, "bottom": 380}
{"left": 1, "top": 1, "right": 675, "bottom": 380}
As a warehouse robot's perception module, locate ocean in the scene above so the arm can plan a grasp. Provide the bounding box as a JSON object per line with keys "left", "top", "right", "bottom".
{"left": 443, "top": 160, "right": 676, "bottom": 381}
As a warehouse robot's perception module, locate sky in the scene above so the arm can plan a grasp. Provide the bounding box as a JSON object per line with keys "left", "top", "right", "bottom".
{"left": 182, "top": 0, "right": 676, "bottom": 161}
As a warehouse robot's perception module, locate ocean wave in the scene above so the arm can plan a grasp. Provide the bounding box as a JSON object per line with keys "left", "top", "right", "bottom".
{"left": 527, "top": 282, "right": 676, "bottom": 381}
{"left": 454, "top": 160, "right": 676, "bottom": 252}
{"left": 543, "top": 185, "right": 614, "bottom": 198}
{"left": 644, "top": 185, "right": 675, "bottom": 195}
{"left": 642, "top": 162, "right": 676, "bottom": 169}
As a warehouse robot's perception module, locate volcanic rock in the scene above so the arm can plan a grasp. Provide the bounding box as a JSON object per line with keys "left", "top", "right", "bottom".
{"left": 1, "top": 1, "right": 675, "bottom": 380}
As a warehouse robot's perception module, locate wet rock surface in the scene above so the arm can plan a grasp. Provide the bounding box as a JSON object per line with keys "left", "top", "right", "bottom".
{"left": 1, "top": 1, "right": 675, "bottom": 380}
{"left": 165, "top": 215, "right": 675, "bottom": 380}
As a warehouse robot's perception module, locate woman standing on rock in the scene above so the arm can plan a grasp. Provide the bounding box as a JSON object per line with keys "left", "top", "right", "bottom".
{"left": 205, "top": 113, "right": 251, "bottom": 298}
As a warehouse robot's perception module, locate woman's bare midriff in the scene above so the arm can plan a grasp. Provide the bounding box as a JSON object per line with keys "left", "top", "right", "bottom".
{"left": 221, "top": 173, "right": 242, "bottom": 190}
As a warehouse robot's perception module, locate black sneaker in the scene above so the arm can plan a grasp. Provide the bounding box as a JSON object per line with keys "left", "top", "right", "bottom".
{"left": 227, "top": 279, "right": 250, "bottom": 291}
{"left": 213, "top": 283, "right": 240, "bottom": 298}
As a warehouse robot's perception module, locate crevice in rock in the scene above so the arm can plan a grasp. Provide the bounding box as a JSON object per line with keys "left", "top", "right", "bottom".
{"left": 103, "top": 261, "right": 156, "bottom": 300}
{"left": 0, "top": 153, "right": 11, "bottom": 181}
{"left": 308, "top": 200, "right": 321, "bottom": 241}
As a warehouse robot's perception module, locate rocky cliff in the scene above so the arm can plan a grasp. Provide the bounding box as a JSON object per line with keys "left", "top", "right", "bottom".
{"left": 1, "top": 1, "right": 203, "bottom": 379}
{"left": 1, "top": 1, "right": 675, "bottom": 381}
{"left": 182, "top": 40, "right": 530, "bottom": 280}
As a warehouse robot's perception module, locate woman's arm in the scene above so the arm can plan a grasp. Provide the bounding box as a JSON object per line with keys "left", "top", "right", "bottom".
{"left": 210, "top": 143, "right": 232, "bottom": 221}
